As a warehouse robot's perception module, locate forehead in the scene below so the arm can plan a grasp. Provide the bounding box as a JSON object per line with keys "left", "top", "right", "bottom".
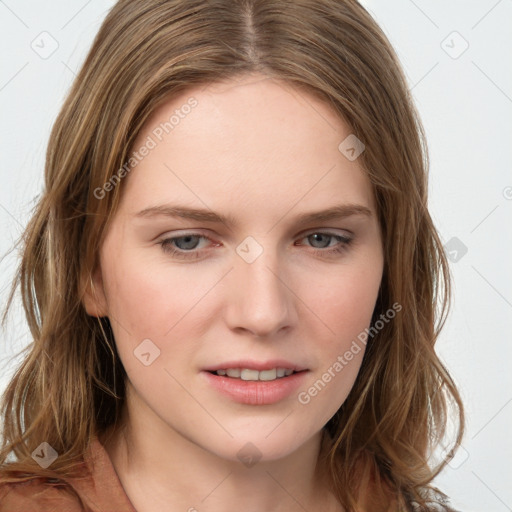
{"left": 119, "top": 74, "right": 375, "bottom": 219}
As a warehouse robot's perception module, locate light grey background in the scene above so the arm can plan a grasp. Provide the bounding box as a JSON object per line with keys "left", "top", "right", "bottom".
{"left": 1, "top": 1, "right": 511, "bottom": 510}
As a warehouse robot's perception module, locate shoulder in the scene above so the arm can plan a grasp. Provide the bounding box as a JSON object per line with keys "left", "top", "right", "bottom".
{"left": 0, "top": 434, "right": 135, "bottom": 512}
{"left": 0, "top": 476, "right": 83, "bottom": 512}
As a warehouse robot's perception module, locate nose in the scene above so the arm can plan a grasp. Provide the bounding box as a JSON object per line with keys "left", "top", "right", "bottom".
{"left": 224, "top": 249, "right": 296, "bottom": 338}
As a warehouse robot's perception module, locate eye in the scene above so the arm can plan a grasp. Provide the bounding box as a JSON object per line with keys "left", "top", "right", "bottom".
{"left": 159, "top": 233, "right": 213, "bottom": 259}
{"left": 158, "top": 231, "right": 353, "bottom": 260}
{"left": 295, "top": 232, "right": 353, "bottom": 256}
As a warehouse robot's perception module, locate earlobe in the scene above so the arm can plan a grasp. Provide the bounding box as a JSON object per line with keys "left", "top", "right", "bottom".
{"left": 81, "top": 267, "right": 108, "bottom": 318}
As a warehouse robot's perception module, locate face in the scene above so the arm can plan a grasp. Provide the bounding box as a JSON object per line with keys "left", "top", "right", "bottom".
{"left": 85, "top": 73, "right": 384, "bottom": 463}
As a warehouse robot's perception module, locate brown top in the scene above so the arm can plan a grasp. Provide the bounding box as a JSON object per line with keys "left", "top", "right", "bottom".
{"left": 0, "top": 438, "right": 458, "bottom": 512}
{"left": 0, "top": 436, "right": 136, "bottom": 512}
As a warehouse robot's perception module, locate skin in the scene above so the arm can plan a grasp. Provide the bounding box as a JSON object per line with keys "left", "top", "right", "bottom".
{"left": 84, "top": 72, "right": 384, "bottom": 512}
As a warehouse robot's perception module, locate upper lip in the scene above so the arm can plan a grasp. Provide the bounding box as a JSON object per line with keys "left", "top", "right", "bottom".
{"left": 203, "top": 360, "right": 308, "bottom": 372}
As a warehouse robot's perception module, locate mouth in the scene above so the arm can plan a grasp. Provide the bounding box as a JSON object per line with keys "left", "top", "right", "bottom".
{"left": 207, "top": 367, "right": 303, "bottom": 381}
{"left": 202, "top": 361, "right": 309, "bottom": 405}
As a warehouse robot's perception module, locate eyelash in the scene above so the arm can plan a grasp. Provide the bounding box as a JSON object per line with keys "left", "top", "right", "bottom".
{"left": 158, "top": 231, "right": 353, "bottom": 260}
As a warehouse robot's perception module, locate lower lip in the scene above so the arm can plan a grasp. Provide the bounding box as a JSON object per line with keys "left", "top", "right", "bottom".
{"left": 202, "top": 371, "right": 308, "bottom": 405}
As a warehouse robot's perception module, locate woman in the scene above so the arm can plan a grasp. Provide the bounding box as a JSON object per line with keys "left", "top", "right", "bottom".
{"left": 0, "top": 0, "right": 464, "bottom": 510}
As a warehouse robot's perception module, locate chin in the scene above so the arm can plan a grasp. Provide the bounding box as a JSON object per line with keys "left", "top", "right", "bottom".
{"left": 201, "top": 422, "right": 322, "bottom": 465}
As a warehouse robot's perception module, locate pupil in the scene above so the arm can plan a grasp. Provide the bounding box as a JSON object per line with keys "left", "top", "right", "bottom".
{"left": 176, "top": 235, "right": 199, "bottom": 250}
{"left": 310, "top": 233, "right": 329, "bottom": 248}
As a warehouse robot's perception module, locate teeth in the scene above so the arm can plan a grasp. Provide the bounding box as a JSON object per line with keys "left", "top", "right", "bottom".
{"left": 259, "top": 369, "right": 277, "bottom": 381}
{"left": 215, "top": 367, "right": 295, "bottom": 381}
{"left": 241, "top": 369, "right": 259, "bottom": 381}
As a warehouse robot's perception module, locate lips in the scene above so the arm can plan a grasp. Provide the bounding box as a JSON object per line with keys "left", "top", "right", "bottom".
{"left": 202, "top": 359, "right": 309, "bottom": 405}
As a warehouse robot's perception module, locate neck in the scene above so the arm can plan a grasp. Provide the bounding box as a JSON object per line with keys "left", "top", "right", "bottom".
{"left": 100, "top": 384, "right": 342, "bottom": 512}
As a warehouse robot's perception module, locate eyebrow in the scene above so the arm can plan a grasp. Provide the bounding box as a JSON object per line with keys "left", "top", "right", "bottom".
{"left": 134, "top": 203, "right": 372, "bottom": 227}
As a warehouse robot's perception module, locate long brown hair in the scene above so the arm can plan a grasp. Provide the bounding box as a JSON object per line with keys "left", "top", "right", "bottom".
{"left": 0, "top": 0, "right": 464, "bottom": 509}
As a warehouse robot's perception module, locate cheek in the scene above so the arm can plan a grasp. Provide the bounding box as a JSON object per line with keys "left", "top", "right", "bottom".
{"left": 305, "top": 263, "right": 382, "bottom": 343}
{"left": 103, "top": 264, "right": 172, "bottom": 336}
{"left": 100, "top": 258, "right": 205, "bottom": 393}
{"left": 102, "top": 252, "right": 208, "bottom": 337}
{"left": 100, "top": 248, "right": 227, "bottom": 381}
{"left": 296, "top": 263, "right": 381, "bottom": 409}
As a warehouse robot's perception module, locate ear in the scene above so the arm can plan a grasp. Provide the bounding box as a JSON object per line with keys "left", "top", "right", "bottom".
{"left": 81, "top": 265, "right": 109, "bottom": 318}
